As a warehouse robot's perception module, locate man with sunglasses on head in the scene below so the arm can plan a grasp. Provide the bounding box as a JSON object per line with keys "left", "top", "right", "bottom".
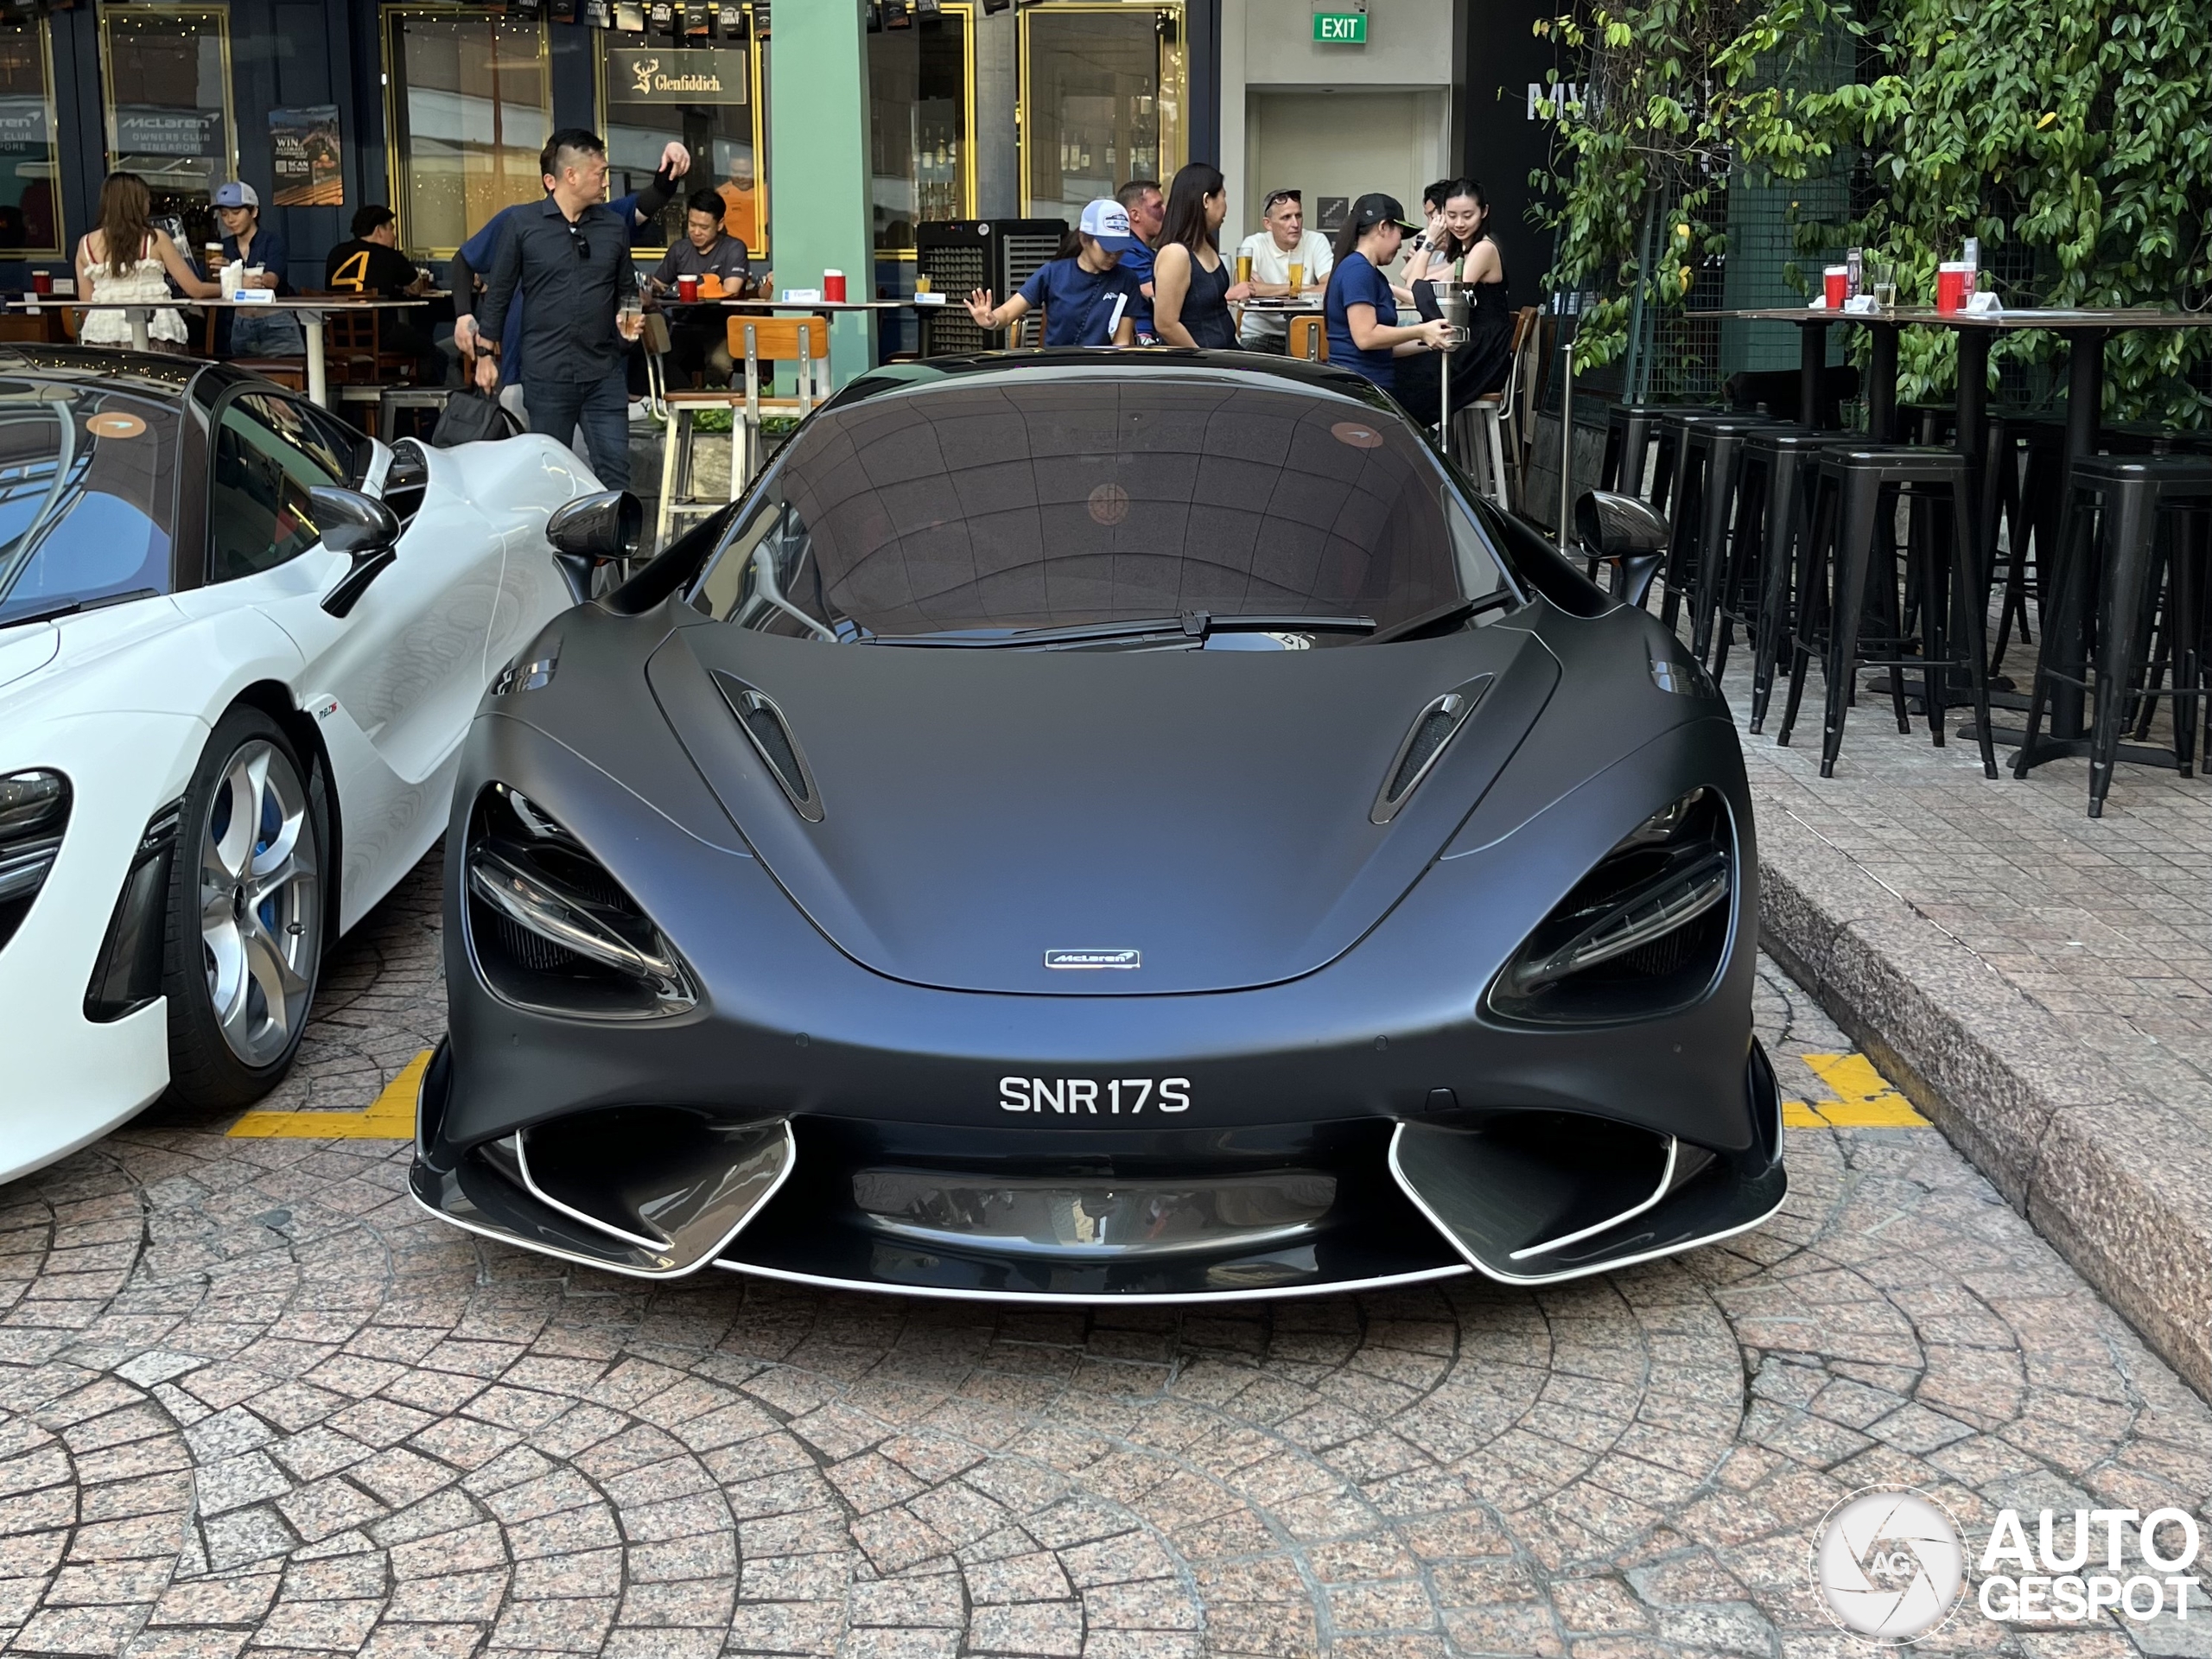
{"left": 1233, "top": 189, "right": 1333, "bottom": 353}
{"left": 457, "top": 129, "right": 688, "bottom": 486}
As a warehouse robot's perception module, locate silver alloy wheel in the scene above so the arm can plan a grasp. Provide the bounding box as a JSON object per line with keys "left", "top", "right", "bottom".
{"left": 199, "top": 738, "right": 319, "bottom": 1067}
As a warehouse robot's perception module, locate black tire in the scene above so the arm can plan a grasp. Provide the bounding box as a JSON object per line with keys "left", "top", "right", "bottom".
{"left": 163, "top": 706, "right": 328, "bottom": 1109}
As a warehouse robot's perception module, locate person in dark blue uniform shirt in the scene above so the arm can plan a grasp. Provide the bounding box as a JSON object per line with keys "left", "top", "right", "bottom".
{"left": 963, "top": 200, "right": 1141, "bottom": 348}
{"left": 1323, "top": 193, "right": 1454, "bottom": 400}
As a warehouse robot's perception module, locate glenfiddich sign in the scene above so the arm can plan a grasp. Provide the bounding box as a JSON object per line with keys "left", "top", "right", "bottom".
{"left": 607, "top": 48, "right": 747, "bottom": 105}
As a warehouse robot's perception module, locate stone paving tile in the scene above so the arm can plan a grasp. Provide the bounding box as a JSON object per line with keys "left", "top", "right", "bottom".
{"left": 2, "top": 855, "right": 2209, "bottom": 1657}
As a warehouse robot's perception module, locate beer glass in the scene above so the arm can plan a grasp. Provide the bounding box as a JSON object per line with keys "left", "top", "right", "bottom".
{"left": 1287, "top": 261, "right": 1304, "bottom": 296}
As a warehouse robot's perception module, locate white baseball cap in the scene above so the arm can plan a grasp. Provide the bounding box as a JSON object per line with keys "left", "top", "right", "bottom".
{"left": 1078, "top": 199, "right": 1141, "bottom": 252}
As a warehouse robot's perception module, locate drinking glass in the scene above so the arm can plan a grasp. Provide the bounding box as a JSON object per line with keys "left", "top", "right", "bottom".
{"left": 1236, "top": 252, "right": 1253, "bottom": 286}
{"left": 1287, "top": 261, "right": 1304, "bottom": 296}
{"left": 617, "top": 289, "right": 644, "bottom": 342}
{"left": 1868, "top": 262, "right": 1897, "bottom": 310}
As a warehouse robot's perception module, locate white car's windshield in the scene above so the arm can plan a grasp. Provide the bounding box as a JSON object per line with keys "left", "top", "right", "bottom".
{"left": 689, "top": 374, "right": 1515, "bottom": 648}
{"left": 0, "top": 384, "right": 180, "bottom": 629}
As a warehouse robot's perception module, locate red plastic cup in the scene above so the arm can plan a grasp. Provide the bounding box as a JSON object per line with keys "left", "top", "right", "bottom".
{"left": 29, "top": 270, "right": 50, "bottom": 296}
{"left": 1822, "top": 266, "right": 1847, "bottom": 308}
{"left": 1936, "top": 263, "right": 1967, "bottom": 314}
{"left": 677, "top": 274, "right": 699, "bottom": 302}
{"left": 823, "top": 269, "right": 847, "bottom": 302}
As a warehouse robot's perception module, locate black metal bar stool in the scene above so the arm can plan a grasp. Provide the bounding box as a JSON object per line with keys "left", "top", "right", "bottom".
{"left": 1646, "top": 406, "right": 1732, "bottom": 518}
{"left": 1600, "top": 402, "right": 1678, "bottom": 501}
{"left": 1656, "top": 411, "right": 1776, "bottom": 643}
{"left": 1707, "top": 429, "right": 1840, "bottom": 729}
{"left": 1672, "top": 417, "right": 1778, "bottom": 658}
{"left": 2012, "top": 454, "right": 2212, "bottom": 816}
{"left": 1776, "top": 447, "right": 1999, "bottom": 779}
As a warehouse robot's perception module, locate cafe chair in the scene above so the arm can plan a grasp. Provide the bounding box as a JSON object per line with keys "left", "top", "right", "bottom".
{"left": 2013, "top": 454, "right": 2212, "bottom": 816}
{"left": 200, "top": 307, "right": 307, "bottom": 394}
{"left": 1775, "top": 446, "right": 1998, "bottom": 780}
{"left": 1449, "top": 308, "right": 1543, "bottom": 510}
{"left": 1288, "top": 315, "right": 1326, "bottom": 363}
{"left": 655, "top": 315, "right": 830, "bottom": 550}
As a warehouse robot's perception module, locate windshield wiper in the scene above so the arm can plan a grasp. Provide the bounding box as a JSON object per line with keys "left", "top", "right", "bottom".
{"left": 868, "top": 612, "right": 1377, "bottom": 649}
{"left": 1365, "top": 591, "right": 1515, "bottom": 644}
{"left": 0, "top": 588, "right": 159, "bottom": 630}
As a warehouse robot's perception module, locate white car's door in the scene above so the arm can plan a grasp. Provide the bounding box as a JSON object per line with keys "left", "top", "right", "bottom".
{"left": 177, "top": 389, "right": 503, "bottom": 925}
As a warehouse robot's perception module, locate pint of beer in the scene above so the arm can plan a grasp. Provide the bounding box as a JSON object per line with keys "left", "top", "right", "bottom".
{"left": 1287, "top": 261, "right": 1304, "bottom": 296}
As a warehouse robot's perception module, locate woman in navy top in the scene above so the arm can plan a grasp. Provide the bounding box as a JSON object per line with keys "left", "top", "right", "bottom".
{"left": 1323, "top": 194, "right": 1454, "bottom": 397}
{"left": 1151, "top": 162, "right": 1251, "bottom": 350}
{"left": 964, "top": 198, "right": 1140, "bottom": 348}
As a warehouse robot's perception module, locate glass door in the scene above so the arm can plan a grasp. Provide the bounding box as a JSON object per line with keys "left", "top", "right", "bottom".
{"left": 599, "top": 4, "right": 768, "bottom": 257}
{"left": 100, "top": 3, "right": 235, "bottom": 247}
{"left": 383, "top": 7, "right": 553, "bottom": 258}
{"left": 1019, "top": 3, "right": 1182, "bottom": 225}
{"left": 868, "top": 3, "right": 973, "bottom": 254}
{"left": 0, "top": 21, "right": 60, "bottom": 257}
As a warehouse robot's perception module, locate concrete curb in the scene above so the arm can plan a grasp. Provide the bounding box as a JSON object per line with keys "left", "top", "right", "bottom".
{"left": 1756, "top": 806, "right": 2212, "bottom": 1400}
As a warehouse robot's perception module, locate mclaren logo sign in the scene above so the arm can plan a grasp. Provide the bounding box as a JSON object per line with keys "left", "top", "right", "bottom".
{"left": 1044, "top": 948, "right": 1141, "bottom": 969}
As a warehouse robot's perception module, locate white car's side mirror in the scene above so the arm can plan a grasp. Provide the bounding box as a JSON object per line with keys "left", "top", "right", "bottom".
{"left": 313, "top": 487, "right": 403, "bottom": 618}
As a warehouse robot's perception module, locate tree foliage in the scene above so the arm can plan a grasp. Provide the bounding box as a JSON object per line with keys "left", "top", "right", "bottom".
{"left": 1534, "top": 0, "right": 2212, "bottom": 420}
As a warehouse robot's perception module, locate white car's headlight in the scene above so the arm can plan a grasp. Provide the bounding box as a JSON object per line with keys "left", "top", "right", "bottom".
{"left": 0, "top": 769, "right": 69, "bottom": 953}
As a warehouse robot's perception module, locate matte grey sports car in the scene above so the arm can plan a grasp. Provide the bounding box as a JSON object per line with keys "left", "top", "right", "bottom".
{"left": 411, "top": 348, "right": 1783, "bottom": 1303}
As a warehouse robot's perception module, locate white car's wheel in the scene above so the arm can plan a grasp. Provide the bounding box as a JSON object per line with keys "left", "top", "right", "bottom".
{"left": 163, "top": 708, "right": 326, "bottom": 1109}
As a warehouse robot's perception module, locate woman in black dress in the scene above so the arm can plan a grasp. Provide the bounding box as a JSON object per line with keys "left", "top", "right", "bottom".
{"left": 1151, "top": 162, "right": 1253, "bottom": 350}
{"left": 1398, "top": 178, "right": 1513, "bottom": 417}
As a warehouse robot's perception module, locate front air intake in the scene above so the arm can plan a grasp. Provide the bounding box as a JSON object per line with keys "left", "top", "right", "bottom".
{"left": 1371, "top": 677, "right": 1490, "bottom": 824}
{"left": 713, "top": 673, "right": 823, "bottom": 822}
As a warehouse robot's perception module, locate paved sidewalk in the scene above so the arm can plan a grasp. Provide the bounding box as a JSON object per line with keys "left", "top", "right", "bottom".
{"left": 1712, "top": 615, "right": 2212, "bottom": 1398}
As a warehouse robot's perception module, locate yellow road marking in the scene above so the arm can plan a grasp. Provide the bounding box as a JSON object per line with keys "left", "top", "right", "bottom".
{"left": 1784, "top": 1051, "right": 1929, "bottom": 1128}
{"left": 227, "top": 1049, "right": 429, "bottom": 1140}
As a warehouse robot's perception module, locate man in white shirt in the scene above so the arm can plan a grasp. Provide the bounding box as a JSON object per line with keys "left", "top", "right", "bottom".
{"left": 1235, "top": 189, "right": 1336, "bottom": 352}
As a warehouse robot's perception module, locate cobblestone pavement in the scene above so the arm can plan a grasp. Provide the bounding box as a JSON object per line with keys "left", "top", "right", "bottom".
{"left": 3, "top": 855, "right": 2209, "bottom": 1658}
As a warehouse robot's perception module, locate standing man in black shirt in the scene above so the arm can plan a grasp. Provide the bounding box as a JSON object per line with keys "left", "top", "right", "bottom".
{"left": 474, "top": 129, "right": 644, "bottom": 490}
{"left": 324, "top": 204, "right": 441, "bottom": 384}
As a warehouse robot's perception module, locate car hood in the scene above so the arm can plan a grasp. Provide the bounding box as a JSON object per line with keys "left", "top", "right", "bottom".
{"left": 645, "top": 620, "right": 1560, "bottom": 995}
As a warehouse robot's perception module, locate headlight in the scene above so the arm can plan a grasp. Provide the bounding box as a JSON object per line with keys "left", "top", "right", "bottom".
{"left": 463, "top": 785, "right": 696, "bottom": 1019}
{"left": 1487, "top": 788, "right": 1733, "bottom": 1025}
{"left": 0, "top": 769, "right": 70, "bottom": 954}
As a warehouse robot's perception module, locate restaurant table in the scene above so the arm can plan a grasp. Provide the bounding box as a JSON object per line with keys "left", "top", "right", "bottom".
{"left": 1691, "top": 303, "right": 2212, "bottom": 756}
{"left": 6, "top": 296, "right": 429, "bottom": 410}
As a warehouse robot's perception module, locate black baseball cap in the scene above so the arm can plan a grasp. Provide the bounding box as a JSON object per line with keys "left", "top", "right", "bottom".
{"left": 1349, "top": 193, "right": 1420, "bottom": 233}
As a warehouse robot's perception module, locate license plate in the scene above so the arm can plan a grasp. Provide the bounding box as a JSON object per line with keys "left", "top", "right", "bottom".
{"left": 999, "top": 1077, "right": 1190, "bottom": 1116}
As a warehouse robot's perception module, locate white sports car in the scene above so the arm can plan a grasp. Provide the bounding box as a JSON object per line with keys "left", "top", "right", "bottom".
{"left": 0, "top": 346, "right": 596, "bottom": 1182}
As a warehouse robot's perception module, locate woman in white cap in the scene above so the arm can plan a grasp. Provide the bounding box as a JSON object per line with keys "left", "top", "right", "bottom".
{"left": 963, "top": 200, "right": 1141, "bottom": 348}
{"left": 73, "top": 171, "right": 219, "bottom": 352}
{"left": 213, "top": 180, "right": 305, "bottom": 358}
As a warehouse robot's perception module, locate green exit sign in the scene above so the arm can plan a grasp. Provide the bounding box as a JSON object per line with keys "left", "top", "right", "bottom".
{"left": 1313, "top": 10, "right": 1366, "bottom": 42}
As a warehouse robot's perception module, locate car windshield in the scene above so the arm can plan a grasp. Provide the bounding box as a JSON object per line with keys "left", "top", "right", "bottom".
{"left": 689, "top": 372, "right": 1515, "bottom": 648}
{"left": 0, "top": 382, "right": 180, "bottom": 629}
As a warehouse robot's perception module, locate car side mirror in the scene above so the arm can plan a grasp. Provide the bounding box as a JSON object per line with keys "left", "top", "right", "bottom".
{"left": 547, "top": 490, "right": 645, "bottom": 605}
{"left": 312, "top": 486, "right": 403, "bottom": 617}
{"left": 1574, "top": 490, "right": 1670, "bottom": 610}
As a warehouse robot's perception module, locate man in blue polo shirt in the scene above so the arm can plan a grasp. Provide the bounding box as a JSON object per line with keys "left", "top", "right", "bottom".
{"left": 1115, "top": 179, "right": 1164, "bottom": 342}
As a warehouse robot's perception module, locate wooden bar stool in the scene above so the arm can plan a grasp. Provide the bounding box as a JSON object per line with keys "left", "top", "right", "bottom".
{"left": 654, "top": 315, "right": 830, "bottom": 549}
{"left": 1288, "top": 315, "right": 1326, "bottom": 362}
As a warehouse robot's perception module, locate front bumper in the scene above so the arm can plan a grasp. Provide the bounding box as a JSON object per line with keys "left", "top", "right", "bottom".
{"left": 410, "top": 1035, "right": 1786, "bottom": 1301}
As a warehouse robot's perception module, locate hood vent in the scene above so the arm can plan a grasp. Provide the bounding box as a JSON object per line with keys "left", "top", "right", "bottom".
{"left": 1372, "top": 676, "right": 1491, "bottom": 825}
{"left": 713, "top": 671, "right": 823, "bottom": 822}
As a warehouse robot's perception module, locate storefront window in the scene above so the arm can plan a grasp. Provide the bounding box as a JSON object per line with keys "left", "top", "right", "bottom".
{"left": 1020, "top": 3, "right": 1182, "bottom": 224}
{"left": 601, "top": 16, "right": 766, "bottom": 257}
{"left": 868, "top": 7, "right": 971, "bottom": 253}
{"left": 101, "top": 3, "right": 235, "bottom": 246}
{"left": 0, "top": 22, "right": 59, "bottom": 256}
{"left": 385, "top": 9, "right": 552, "bottom": 257}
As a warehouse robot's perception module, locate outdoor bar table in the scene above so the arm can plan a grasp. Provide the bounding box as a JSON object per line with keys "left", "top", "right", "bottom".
{"left": 1690, "top": 303, "right": 2212, "bottom": 753}
{"left": 6, "top": 296, "right": 428, "bottom": 410}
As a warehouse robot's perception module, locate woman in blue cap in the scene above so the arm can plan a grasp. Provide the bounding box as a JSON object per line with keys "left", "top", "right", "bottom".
{"left": 212, "top": 181, "right": 305, "bottom": 359}
{"left": 963, "top": 200, "right": 1141, "bottom": 348}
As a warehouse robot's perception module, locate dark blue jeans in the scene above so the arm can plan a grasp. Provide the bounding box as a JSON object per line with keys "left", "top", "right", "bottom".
{"left": 523, "top": 367, "right": 631, "bottom": 489}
